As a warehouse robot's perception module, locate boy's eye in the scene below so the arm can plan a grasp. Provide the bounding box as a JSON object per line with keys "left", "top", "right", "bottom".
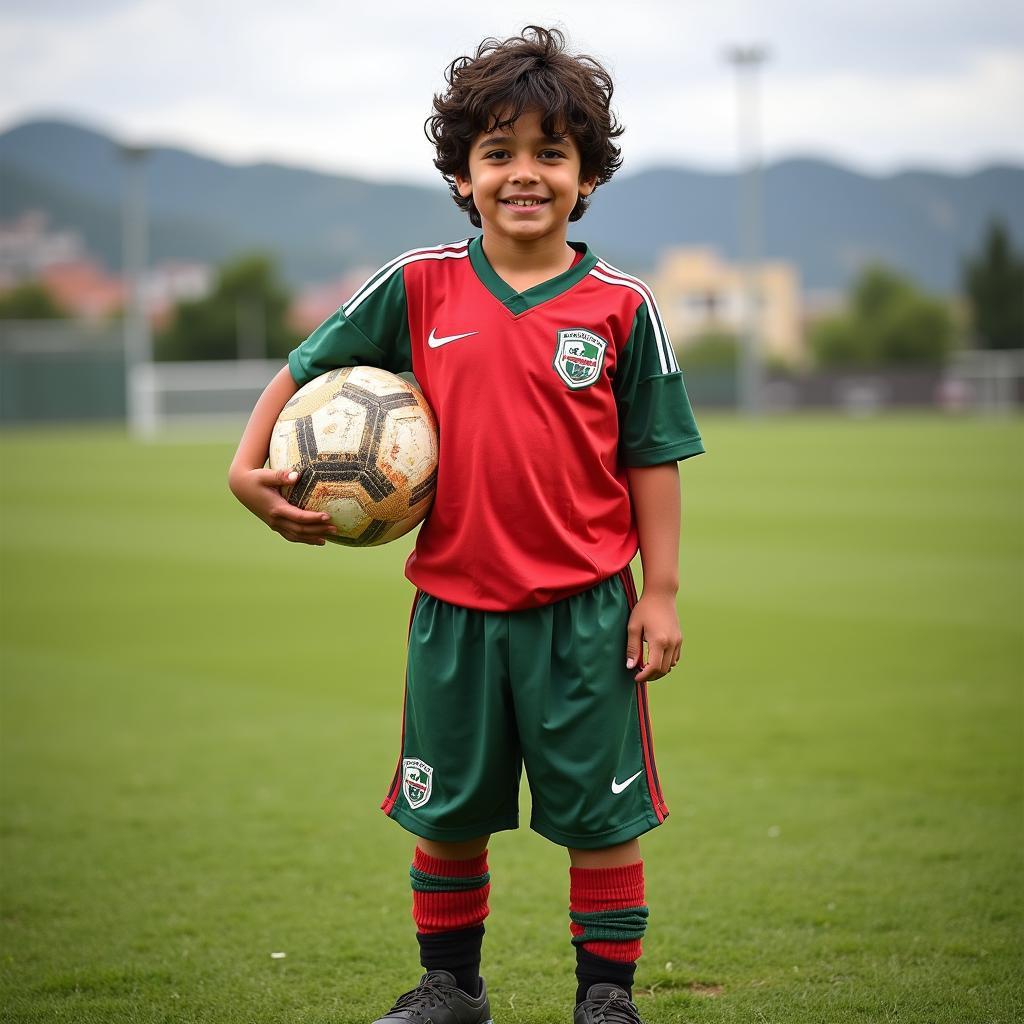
{"left": 480, "top": 148, "right": 566, "bottom": 161}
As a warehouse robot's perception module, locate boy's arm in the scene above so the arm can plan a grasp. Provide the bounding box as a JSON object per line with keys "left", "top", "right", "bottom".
{"left": 625, "top": 461, "right": 682, "bottom": 683}
{"left": 232, "top": 254, "right": 410, "bottom": 544}
{"left": 613, "top": 297, "right": 704, "bottom": 682}
{"left": 227, "top": 365, "right": 337, "bottom": 546}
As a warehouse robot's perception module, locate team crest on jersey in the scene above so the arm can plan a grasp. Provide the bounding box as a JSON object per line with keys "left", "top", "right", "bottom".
{"left": 402, "top": 758, "right": 433, "bottom": 809}
{"left": 553, "top": 329, "right": 608, "bottom": 390}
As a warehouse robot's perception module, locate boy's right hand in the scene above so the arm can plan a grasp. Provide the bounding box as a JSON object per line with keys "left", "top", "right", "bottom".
{"left": 229, "top": 467, "right": 338, "bottom": 546}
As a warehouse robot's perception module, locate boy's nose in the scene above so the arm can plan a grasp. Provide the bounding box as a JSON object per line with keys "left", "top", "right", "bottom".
{"left": 508, "top": 160, "right": 540, "bottom": 184}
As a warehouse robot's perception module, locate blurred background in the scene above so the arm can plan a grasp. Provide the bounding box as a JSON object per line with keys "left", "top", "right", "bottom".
{"left": 1, "top": 0, "right": 1022, "bottom": 423}
{"left": 1, "top": 3, "right": 1021, "bottom": 1022}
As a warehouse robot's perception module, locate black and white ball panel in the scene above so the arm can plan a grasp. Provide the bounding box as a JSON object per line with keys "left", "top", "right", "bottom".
{"left": 268, "top": 366, "right": 438, "bottom": 547}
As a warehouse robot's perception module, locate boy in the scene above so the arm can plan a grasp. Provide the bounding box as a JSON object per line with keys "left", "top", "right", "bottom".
{"left": 229, "top": 26, "right": 704, "bottom": 1024}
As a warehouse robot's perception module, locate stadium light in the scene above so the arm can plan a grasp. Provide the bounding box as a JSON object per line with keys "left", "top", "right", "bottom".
{"left": 119, "top": 143, "right": 154, "bottom": 437}
{"left": 725, "top": 45, "right": 770, "bottom": 415}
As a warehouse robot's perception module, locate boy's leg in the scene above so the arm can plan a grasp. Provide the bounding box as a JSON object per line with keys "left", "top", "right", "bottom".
{"left": 567, "top": 839, "right": 648, "bottom": 1004}
{"left": 507, "top": 571, "right": 661, "bottom": 1010}
{"left": 373, "top": 834, "right": 493, "bottom": 1024}
{"left": 412, "top": 836, "right": 491, "bottom": 997}
{"left": 375, "top": 592, "right": 517, "bottom": 1023}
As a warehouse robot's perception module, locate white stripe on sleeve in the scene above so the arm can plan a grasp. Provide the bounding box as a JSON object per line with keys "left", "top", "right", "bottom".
{"left": 589, "top": 268, "right": 672, "bottom": 374}
{"left": 343, "top": 239, "right": 469, "bottom": 315}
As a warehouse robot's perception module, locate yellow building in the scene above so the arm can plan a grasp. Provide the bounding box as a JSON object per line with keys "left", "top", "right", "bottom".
{"left": 650, "top": 247, "right": 804, "bottom": 365}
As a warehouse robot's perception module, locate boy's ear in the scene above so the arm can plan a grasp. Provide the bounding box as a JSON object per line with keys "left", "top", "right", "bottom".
{"left": 455, "top": 171, "right": 473, "bottom": 198}
{"left": 578, "top": 176, "right": 597, "bottom": 197}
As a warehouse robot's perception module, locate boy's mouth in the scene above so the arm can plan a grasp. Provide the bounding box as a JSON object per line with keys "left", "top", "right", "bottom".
{"left": 501, "top": 197, "right": 550, "bottom": 207}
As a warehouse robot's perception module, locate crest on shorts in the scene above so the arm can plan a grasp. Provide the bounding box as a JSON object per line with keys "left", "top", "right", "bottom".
{"left": 402, "top": 758, "right": 433, "bottom": 809}
{"left": 553, "top": 329, "right": 608, "bottom": 390}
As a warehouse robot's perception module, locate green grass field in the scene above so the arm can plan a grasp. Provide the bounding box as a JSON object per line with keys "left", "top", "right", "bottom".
{"left": 1, "top": 416, "right": 1021, "bottom": 1024}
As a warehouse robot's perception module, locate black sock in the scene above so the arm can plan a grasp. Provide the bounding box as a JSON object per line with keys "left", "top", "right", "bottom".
{"left": 575, "top": 946, "right": 636, "bottom": 1004}
{"left": 417, "top": 925, "right": 485, "bottom": 997}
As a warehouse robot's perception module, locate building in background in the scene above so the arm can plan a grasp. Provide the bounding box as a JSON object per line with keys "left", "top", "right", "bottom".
{"left": 0, "top": 211, "right": 85, "bottom": 289}
{"left": 651, "top": 247, "right": 804, "bottom": 365}
{"left": 37, "top": 261, "right": 125, "bottom": 320}
{"left": 0, "top": 211, "right": 212, "bottom": 324}
{"left": 142, "top": 263, "right": 214, "bottom": 328}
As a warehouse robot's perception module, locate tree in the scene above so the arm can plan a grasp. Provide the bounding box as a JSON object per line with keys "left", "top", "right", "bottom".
{"left": 156, "top": 253, "right": 298, "bottom": 361}
{"left": 680, "top": 331, "right": 739, "bottom": 370}
{"left": 0, "top": 282, "right": 67, "bottom": 319}
{"left": 963, "top": 220, "right": 1024, "bottom": 350}
{"left": 811, "top": 264, "right": 955, "bottom": 368}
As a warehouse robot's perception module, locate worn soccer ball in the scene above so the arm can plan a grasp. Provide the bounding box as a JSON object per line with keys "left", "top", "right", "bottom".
{"left": 268, "top": 366, "right": 438, "bottom": 547}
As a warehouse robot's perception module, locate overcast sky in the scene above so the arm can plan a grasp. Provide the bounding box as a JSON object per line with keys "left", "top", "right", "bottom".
{"left": 1, "top": 0, "right": 1022, "bottom": 183}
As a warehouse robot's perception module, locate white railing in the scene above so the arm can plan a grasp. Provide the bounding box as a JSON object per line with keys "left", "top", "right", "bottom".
{"left": 944, "top": 348, "right": 1024, "bottom": 415}
{"left": 129, "top": 358, "right": 284, "bottom": 437}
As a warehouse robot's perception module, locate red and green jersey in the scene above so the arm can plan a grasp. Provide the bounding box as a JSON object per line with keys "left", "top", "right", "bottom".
{"left": 288, "top": 236, "right": 704, "bottom": 611}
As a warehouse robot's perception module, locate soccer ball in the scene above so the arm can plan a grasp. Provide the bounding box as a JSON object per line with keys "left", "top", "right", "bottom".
{"left": 268, "top": 366, "right": 438, "bottom": 547}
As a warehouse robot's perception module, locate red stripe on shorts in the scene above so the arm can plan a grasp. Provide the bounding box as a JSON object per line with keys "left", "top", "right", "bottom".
{"left": 381, "top": 589, "right": 423, "bottom": 814}
{"left": 617, "top": 567, "right": 668, "bottom": 823}
{"left": 636, "top": 681, "right": 667, "bottom": 821}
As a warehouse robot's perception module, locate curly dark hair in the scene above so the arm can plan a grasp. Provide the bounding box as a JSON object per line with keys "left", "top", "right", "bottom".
{"left": 425, "top": 26, "right": 624, "bottom": 227}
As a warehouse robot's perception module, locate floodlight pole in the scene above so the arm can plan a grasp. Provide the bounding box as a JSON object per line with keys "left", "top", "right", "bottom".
{"left": 119, "top": 143, "right": 155, "bottom": 437}
{"left": 726, "top": 45, "right": 769, "bottom": 415}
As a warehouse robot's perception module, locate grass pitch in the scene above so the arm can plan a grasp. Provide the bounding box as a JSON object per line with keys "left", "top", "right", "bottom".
{"left": 1, "top": 416, "right": 1021, "bottom": 1024}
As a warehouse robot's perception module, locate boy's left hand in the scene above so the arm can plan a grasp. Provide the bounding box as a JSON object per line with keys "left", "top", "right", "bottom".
{"left": 625, "top": 593, "right": 682, "bottom": 682}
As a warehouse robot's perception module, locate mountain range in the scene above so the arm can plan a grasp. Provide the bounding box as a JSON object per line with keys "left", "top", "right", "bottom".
{"left": 2, "top": 118, "right": 1022, "bottom": 294}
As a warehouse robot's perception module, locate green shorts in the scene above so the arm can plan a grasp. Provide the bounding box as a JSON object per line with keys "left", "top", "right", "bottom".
{"left": 380, "top": 568, "right": 669, "bottom": 849}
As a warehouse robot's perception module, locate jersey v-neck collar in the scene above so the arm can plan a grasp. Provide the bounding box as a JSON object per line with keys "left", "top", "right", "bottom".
{"left": 468, "top": 235, "right": 598, "bottom": 315}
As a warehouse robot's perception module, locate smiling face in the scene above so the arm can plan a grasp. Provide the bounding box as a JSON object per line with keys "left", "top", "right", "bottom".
{"left": 455, "top": 109, "right": 596, "bottom": 249}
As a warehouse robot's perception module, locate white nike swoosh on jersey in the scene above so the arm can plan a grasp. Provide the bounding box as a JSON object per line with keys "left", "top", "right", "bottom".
{"left": 427, "top": 328, "right": 479, "bottom": 348}
{"left": 611, "top": 770, "right": 644, "bottom": 795}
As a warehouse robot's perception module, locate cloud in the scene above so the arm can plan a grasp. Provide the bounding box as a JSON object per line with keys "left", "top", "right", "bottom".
{"left": 761, "top": 47, "right": 1024, "bottom": 171}
{"left": 1, "top": 0, "right": 1022, "bottom": 179}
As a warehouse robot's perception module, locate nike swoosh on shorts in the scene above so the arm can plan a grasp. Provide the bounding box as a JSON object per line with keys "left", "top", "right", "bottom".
{"left": 611, "top": 770, "right": 644, "bottom": 795}
{"left": 428, "top": 328, "right": 479, "bottom": 348}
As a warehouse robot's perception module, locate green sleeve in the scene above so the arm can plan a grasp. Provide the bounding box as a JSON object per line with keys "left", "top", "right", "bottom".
{"left": 287, "top": 262, "right": 413, "bottom": 386}
{"left": 613, "top": 302, "right": 705, "bottom": 467}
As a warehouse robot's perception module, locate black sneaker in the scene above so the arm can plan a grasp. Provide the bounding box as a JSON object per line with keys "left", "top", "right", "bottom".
{"left": 372, "top": 970, "right": 492, "bottom": 1024}
{"left": 573, "top": 984, "right": 644, "bottom": 1024}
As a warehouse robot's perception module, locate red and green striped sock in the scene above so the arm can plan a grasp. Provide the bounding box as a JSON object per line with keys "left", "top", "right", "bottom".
{"left": 569, "top": 861, "right": 647, "bottom": 1001}
{"left": 410, "top": 848, "right": 490, "bottom": 996}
